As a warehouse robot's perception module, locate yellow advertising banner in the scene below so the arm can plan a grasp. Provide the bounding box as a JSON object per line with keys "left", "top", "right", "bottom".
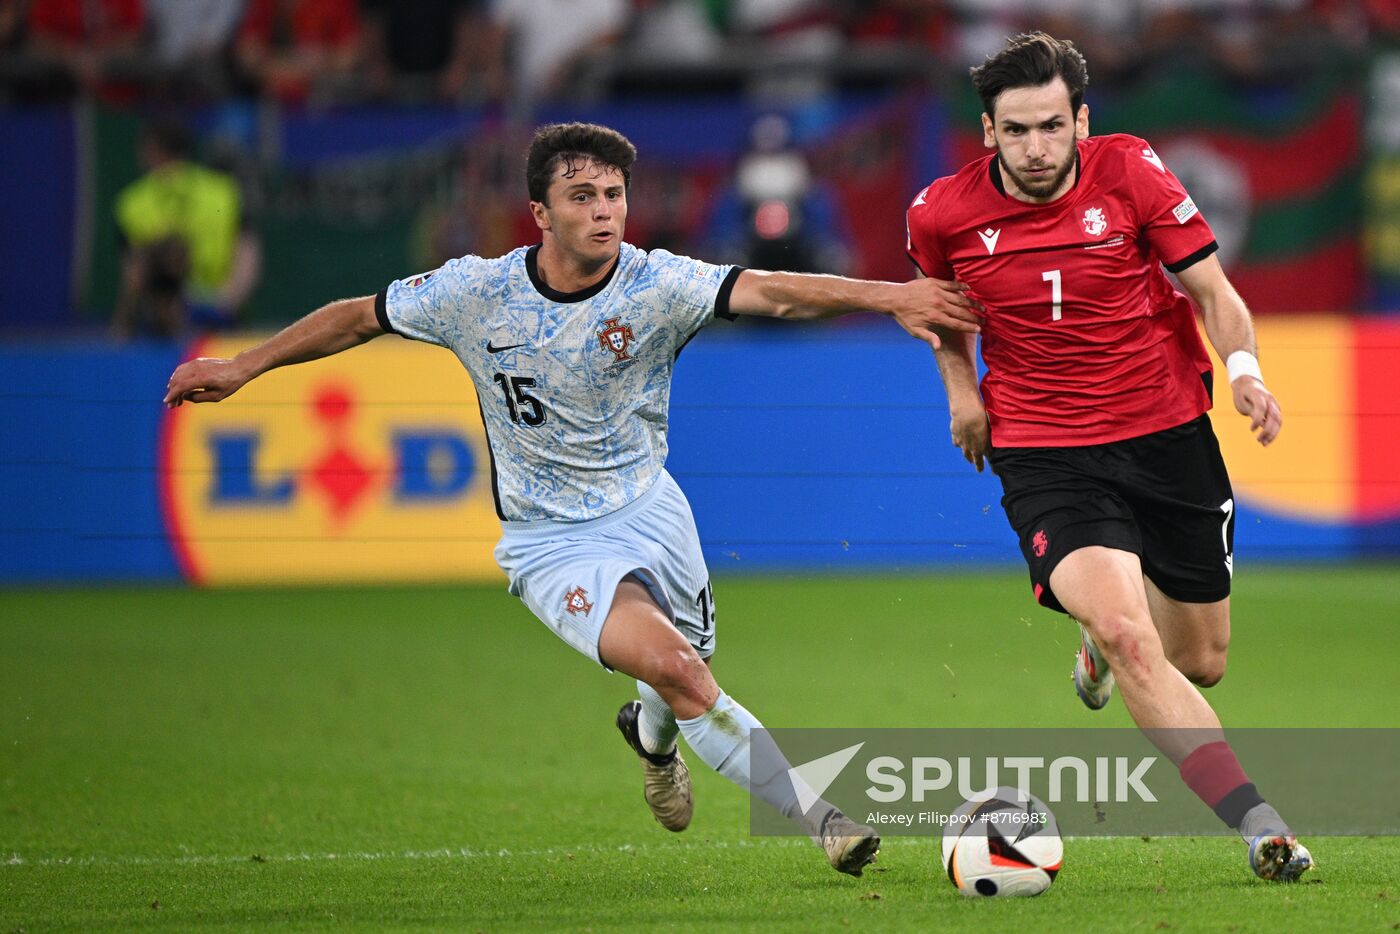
{"left": 1205, "top": 316, "right": 1351, "bottom": 520}
{"left": 160, "top": 336, "right": 505, "bottom": 585}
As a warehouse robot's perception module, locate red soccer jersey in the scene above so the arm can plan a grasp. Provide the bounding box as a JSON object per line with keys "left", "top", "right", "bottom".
{"left": 907, "top": 133, "right": 1218, "bottom": 447}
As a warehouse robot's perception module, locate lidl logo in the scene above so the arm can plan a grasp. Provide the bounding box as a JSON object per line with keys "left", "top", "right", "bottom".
{"left": 160, "top": 336, "right": 504, "bottom": 585}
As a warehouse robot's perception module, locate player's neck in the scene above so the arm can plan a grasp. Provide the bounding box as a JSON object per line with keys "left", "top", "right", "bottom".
{"left": 535, "top": 241, "right": 619, "bottom": 294}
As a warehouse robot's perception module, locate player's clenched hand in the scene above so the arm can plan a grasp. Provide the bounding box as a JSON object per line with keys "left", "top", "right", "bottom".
{"left": 893, "top": 277, "right": 983, "bottom": 349}
{"left": 1231, "top": 376, "right": 1282, "bottom": 446}
{"left": 949, "top": 403, "right": 991, "bottom": 473}
{"left": 163, "top": 357, "right": 250, "bottom": 407}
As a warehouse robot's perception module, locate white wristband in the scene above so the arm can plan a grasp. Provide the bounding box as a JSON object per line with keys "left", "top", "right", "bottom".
{"left": 1225, "top": 350, "right": 1263, "bottom": 385}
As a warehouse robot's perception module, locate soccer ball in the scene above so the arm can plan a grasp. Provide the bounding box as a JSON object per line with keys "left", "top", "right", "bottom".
{"left": 940, "top": 787, "right": 1063, "bottom": 897}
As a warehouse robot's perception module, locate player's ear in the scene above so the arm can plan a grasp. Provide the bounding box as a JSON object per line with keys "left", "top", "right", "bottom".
{"left": 981, "top": 112, "right": 995, "bottom": 149}
{"left": 1075, "top": 104, "right": 1090, "bottom": 140}
{"left": 530, "top": 199, "right": 550, "bottom": 232}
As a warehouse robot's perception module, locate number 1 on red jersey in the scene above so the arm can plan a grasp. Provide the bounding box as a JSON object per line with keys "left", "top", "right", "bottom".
{"left": 1042, "top": 269, "right": 1062, "bottom": 322}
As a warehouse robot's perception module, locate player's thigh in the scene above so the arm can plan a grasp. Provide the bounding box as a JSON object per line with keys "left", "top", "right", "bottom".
{"left": 990, "top": 445, "right": 1142, "bottom": 614}
{"left": 1048, "top": 545, "right": 1154, "bottom": 628}
{"left": 597, "top": 576, "right": 716, "bottom": 713}
{"left": 621, "top": 474, "right": 717, "bottom": 659}
{"left": 1144, "top": 577, "right": 1230, "bottom": 663}
{"left": 1121, "top": 415, "right": 1235, "bottom": 608}
{"left": 502, "top": 544, "right": 651, "bottom": 668}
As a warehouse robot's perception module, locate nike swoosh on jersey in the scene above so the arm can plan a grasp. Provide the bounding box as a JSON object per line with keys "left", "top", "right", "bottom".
{"left": 486, "top": 341, "right": 527, "bottom": 354}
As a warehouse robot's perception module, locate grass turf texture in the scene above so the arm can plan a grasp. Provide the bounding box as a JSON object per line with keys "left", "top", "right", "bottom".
{"left": 3, "top": 568, "right": 1398, "bottom": 931}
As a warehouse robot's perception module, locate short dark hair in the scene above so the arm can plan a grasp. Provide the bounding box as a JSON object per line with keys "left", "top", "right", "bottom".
{"left": 143, "top": 118, "right": 193, "bottom": 160}
{"left": 525, "top": 123, "right": 637, "bottom": 204}
{"left": 970, "top": 32, "right": 1089, "bottom": 119}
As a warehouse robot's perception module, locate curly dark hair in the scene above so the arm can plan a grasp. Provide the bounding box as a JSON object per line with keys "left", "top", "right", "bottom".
{"left": 525, "top": 123, "right": 637, "bottom": 204}
{"left": 970, "top": 32, "right": 1089, "bottom": 119}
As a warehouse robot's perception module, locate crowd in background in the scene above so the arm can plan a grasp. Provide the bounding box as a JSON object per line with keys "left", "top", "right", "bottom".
{"left": 0, "top": 0, "right": 1388, "bottom": 337}
{"left": 0, "top": 0, "right": 1388, "bottom": 111}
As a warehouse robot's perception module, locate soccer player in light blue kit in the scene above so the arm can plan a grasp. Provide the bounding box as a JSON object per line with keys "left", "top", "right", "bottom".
{"left": 164, "top": 122, "right": 983, "bottom": 876}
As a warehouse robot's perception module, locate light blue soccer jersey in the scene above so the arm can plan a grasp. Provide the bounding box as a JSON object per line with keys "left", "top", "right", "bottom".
{"left": 377, "top": 243, "right": 739, "bottom": 522}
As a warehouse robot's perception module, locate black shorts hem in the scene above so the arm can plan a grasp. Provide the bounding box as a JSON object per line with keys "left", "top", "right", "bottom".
{"left": 1141, "top": 571, "right": 1231, "bottom": 605}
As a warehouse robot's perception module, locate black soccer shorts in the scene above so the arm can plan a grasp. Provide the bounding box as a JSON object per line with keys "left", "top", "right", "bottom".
{"left": 988, "top": 414, "right": 1235, "bottom": 614}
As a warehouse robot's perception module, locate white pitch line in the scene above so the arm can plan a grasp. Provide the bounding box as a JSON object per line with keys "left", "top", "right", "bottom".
{"left": 7, "top": 835, "right": 924, "bottom": 870}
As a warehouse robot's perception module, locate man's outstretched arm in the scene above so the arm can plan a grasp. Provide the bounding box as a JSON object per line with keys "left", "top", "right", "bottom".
{"left": 726, "top": 269, "right": 982, "bottom": 349}
{"left": 163, "top": 295, "right": 383, "bottom": 407}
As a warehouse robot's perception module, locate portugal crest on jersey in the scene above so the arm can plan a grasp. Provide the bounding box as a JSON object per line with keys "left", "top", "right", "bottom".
{"left": 598, "top": 318, "right": 635, "bottom": 362}
{"left": 564, "top": 586, "right": 594, "bottom": 616}
{"left": 1081, "top": 207, "right": 1108, "bottom": 237}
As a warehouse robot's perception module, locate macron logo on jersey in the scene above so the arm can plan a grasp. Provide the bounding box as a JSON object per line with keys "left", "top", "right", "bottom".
{"left": 1141, "top": 147, "right": 1165, "bottom": 173}
{"left": 912, "top": 186, "right": 929, "bottom": 207}
{"left": 978, "top": 228, "right": 1002, "bottom": 255}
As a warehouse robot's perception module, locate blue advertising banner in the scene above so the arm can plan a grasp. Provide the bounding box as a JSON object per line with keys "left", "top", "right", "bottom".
{"left": 0, "top": 321, "right": 1394, "bottom": 584}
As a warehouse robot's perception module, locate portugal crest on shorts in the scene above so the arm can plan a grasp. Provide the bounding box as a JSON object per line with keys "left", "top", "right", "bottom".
{"left": 598, "top": 318, "right": 635, "bottom": 362}
{"left": 1081, "top": 207, "right": 1108, "bottom": 237}
{"left": 564, "top": 586, "right": 594, "bottom": 616}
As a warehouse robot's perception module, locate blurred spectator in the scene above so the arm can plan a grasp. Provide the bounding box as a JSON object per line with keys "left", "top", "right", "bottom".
{"left": 0, "top": 0, "right": 31, "bottom": 101}
{"left": 703, "top": 113, "right": 851, "bottom": 274}
{"left": 1368, "top": 0, "right": 1400, "bottom": 40}
{"left": 731, "top": 0, "right": 842, "bottom": 97}
{"left": 144, "top": 0, "right": 246, "bottom": 101}
{"left": 235, "top": 0, "right": 362, "bottom": 106}
{"left": 363, "top": 0, "right": 502, "bottom": 104}
{"left": 842, "top": 0, "right": 948, "bottom": 50}
{"left": 112, "top": 120, "right": 260, "bottom": 339}
{"left": 489, "top": 0, "right": 628, "bottom": 104}
{"left": 624, "top": 0, "right": 724, "bottom": 66}
{"left": 21, "top": 0, "right": 146, "bottom": 102}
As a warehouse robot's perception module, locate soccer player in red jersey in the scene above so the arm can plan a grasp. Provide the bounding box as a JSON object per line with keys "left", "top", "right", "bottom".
{"left": 907, "top": 32, "right": 1311, "bottom": 881}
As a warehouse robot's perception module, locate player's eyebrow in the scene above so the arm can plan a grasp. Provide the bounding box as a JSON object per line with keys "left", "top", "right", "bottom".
{"left": 1000, "top": 116, "right": 1064, "bottom": 131}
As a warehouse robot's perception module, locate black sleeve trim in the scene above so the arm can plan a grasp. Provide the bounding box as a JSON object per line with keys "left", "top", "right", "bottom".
{"left": 474, "top": 399, "right": 507, "bottom": 521}
{"left": 714, "top": 266, "right": 745, "bottom": 321}
{"left": 1165, "top": 240, "right": 1219, "bottom": 274}
{"left": 374, "top": 288, "right": 398, "bottom": 334}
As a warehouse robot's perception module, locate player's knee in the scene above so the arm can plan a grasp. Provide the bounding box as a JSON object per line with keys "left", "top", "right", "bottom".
{"left": 1175, "top": 648, "right": 1227, "bottom": 688}
{"left": 644, "top": 646, "right": 716, "bottom": 713}
{"left": 1085, "top": 612, "right": 1160, "bottom": 681}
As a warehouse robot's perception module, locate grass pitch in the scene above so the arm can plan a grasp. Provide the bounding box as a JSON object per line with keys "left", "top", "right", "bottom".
{"left": 3, "top": 568, "right": 1399, "bottom": 931}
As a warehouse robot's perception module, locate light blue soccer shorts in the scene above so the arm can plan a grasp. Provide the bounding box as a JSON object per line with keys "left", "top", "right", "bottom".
{"left": 494, "top": 470, "right": 716, "bottom": 669}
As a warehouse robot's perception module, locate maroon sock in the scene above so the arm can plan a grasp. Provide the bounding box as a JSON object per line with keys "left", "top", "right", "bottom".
{"left": 1178, "top": 740, "right": 1265, "bottom": 829}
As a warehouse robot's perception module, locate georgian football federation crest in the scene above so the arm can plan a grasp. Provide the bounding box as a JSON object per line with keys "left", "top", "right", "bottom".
{"left": 1032, "top": 529, "right": 1049, "bottom": 558}
{"left": 1081, "top": 208, "right": 1108, "bottom": 237}
{"left": 598, "top": 318, "right": 635, "bottom": 362}
{"left": 564, "top": 586, "right": 593, "bottom": 616}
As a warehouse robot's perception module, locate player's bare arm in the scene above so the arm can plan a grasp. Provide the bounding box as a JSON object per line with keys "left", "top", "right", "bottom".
{"left": 931, "top": 325, "right": 990, "bottom": 472}
{"left": 912, "top": 270, "right": 990, "bottom": 472}
{"left": 1175, "top": 255, "right": 1282, "bottom": 446}
{"left": 163, "top": 295, "right": 382, "bottom": 407}
{"left": 726, "top": 269, "right": 982, "bottom": 349}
